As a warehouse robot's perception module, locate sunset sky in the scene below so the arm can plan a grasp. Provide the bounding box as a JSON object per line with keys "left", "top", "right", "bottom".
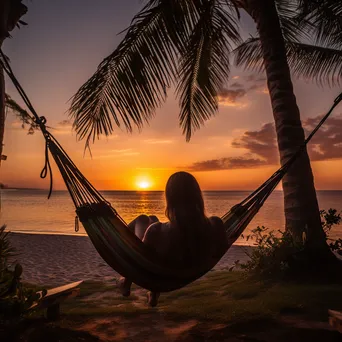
{"left": 1, "top": 0, "right": 342, "bottom": 191}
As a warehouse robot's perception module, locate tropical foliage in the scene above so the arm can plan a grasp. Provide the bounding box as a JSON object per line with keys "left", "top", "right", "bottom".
{"left": 240, "top": 208, "right": 342, "bottom": 277}
{"left": 0, "top": 226, "right": 45, "bottom": 321}
{"left": 236, "top": 0, "right": 342, "bottom": 85}
{"left": 70, "top": 0, "right": 342, "bottom": 144}
{"left": 5, "top": 94, "right": 38, "bottom": 134}
{"left": 70, "top": 0, "right": 242, "bottom": 145}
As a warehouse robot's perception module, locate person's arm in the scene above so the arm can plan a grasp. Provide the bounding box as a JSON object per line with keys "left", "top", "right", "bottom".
{"left": 142, "top": 222, "right": 162, "bottom": 250}
{"left": 142, "top": 222, "right": 162, "bottom": 307}
{"left": 209, "top": 216, "right": 229, "bottom": 257}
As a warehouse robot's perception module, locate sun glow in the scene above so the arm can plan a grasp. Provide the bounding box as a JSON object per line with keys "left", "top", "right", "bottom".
{"left": 137, "top": 181, "right": 150, "bottom": 189}
{"left": 135, "top": 175, "right": 154, "bottom": 190}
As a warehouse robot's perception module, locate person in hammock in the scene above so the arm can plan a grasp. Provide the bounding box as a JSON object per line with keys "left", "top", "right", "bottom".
{"left": 119, "top": 171, "right": 229, "bottom": 307}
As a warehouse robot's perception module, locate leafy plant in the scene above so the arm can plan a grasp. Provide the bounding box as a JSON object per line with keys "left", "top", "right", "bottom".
{"left": 240, "top": 208, "right": 342, "bottom": 278}
{"left": 240, "top": 226, "right": 304, "bottom": 277}
{"left": 321, "top": 208, "right": 342, "bottom": 254}
{"left": 0, "top": 226, "right": 46, "bottom": 321}
{"left": 0, "top": 225, "right": 16, "bottom": 275}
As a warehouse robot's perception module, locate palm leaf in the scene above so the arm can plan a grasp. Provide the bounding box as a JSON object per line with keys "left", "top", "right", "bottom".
{"left": 287, "top": 41, "right": 342, "bottom": 86}
{"left": 5, "top": 94, "right": 39, "bottom": 134}
{"left": 234, "top": 37, "right": 264, "bottom": 72}
{"left": 298, "top": 0, "right": 342, "bottom": 47}
{"left": 235, "top": 37, "right": 342, "bottom": 86}
{"left": 70, "top": 0, "right": 200, "bottom": 147}
{"left": 275, "top": 0, "right": 309, "bottom": 43}
{"left": 177, "top": 0, "right": 240, "bottom": 140}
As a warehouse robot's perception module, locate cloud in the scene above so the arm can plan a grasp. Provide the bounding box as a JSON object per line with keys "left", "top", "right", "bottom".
{"left": 143, "top": 139, "right": 174, "bottom": 145}
{"left": 243, "top": 74, "right": 268, "bottom": 94}
{"left": 217, "top": 73, "right": 268, "bottom": 108}
{"left": 10, "top": 121, "right": 24, "bottom": 130}
{"left": 52, "top": 120, "right": 73, "bottom": 135}
{"left": 230, "top": 82, "right": 243, "bottom": 88}
{"left": 217, "top": 87, "right": 248, "bottom": 107}
{"left": 58, "top": 120, "right": 72, "bottom": 126}
{"left": 244, "top": 75, "right": 266, "bottom": 83}
{"left": 93, "top": 148, "right": 140, "bottom": 159}
{"left": 188, "top": 114, "right": 342, "bottom": 171}
{"left": 304, "top": 115, "right": 342, "bottom": 161}
{"left": 110, "top": 148, "right": 140, "bottom": 156}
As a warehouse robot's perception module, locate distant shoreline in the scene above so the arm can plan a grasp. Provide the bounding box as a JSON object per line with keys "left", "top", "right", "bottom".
{"left": 2, "top": 188, "right": 342, "bottom": 192}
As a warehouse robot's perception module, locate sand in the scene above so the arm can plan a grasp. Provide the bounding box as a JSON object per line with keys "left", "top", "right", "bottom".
{"left": 9, "top": 233, "right": 252, "bottom": 287}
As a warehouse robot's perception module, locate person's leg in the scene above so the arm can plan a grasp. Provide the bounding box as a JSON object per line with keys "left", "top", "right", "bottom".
{"left": 147, "top": 291, "right": 160, "bottom": 307}
{"left": 119, "top": 215, "right": 157, "bottom": 296}
{"left": 145, "top": 215, "right": 161, "bottom": 307}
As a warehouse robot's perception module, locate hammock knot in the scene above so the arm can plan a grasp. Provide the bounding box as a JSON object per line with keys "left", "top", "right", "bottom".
{"left": 34, "top": 116, "right": 50, "bottom": 138}
{"left": 33, "top": 115, "right": 47, "bottom": 126}
{"left": 39, "top": 138, "right": 53, "bottom": 199}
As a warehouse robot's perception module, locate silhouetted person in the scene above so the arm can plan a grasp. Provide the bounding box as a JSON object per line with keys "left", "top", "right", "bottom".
{"left": 119, "top": 171, "right": 228, "bottom": 307}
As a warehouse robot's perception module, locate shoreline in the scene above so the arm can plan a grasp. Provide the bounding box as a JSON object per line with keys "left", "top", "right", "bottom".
{"left": 8, "top": 232, "right": 252, "bottom": 287}
{"left": 8, "top": 230, "right": 254, "bottom": 246}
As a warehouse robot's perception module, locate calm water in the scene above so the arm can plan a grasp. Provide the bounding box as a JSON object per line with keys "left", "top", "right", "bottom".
{"left": 1, "top": 190, "right": 342, "bottom": 245}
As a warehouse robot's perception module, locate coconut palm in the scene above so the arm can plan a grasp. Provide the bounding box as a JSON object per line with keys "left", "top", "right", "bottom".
{"left": 70, "top": 0, "right": 339, "bottom": 256}
{"left": 234, "top": 0, "right": 341, "bottom": 253}
{"left": 236, "top": 0, "right": 342, "bottom": 86}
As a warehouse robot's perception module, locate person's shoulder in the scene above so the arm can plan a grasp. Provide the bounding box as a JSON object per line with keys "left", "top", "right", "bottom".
{"left": 208, "top": 216, "right": 229, "bottom": 256}
{"left": 208, "top": 216, "right": 224, "bottom": 228}
{"left": 145, "top": 221, "right": 164, "bottom": 237}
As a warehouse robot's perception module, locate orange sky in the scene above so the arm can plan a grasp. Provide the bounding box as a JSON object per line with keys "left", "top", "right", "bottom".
{"left": 1, "top": 0, "right": 342, "bottom": 191}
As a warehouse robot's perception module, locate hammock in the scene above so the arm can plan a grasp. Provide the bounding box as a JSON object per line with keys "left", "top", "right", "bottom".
{"left": 1, "top": 51, "right": 342, "bottom": 292}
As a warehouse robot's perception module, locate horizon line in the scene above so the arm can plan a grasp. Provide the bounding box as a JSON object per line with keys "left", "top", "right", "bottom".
{"left": 3, "top": 188, "right": 342, "bottom": 192}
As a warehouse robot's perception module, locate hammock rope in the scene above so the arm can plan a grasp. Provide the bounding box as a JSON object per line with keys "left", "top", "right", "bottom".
{"left": 1, "top": 49, "right": 342, "bottom": 292}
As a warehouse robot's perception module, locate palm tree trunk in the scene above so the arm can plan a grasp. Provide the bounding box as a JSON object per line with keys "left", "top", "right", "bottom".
{"left": 245, "top": 0, "right": 330, "bottom": 255}
{"left": 0, "top": 51, "right": 4, "bottom": 165}
{"left": 0, "top": 0, "right": 27, "bottom": 167}
{"left": 0, "top": 0, "right": 9, "bottom": 166}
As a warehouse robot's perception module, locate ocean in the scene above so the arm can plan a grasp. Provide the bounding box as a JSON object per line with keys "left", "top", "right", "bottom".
{"left": 1, "top": 190, "right": 342, "bottom": 245}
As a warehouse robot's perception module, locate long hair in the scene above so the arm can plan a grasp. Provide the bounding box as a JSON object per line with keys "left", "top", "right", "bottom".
{"left": 165, "top": 172, "right": 210, "bottom": 264}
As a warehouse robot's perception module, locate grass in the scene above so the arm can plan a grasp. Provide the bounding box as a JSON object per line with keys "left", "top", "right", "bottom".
{"left": 2, "top": 271, "right": 342, "bottom": 341}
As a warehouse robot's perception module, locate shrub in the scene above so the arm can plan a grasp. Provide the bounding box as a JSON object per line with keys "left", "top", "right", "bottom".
{"left": 0, "top": 226, "right": 46, "bottom": 321}
{"left": 240, "top": 208, "right": 342, "bottom": 278}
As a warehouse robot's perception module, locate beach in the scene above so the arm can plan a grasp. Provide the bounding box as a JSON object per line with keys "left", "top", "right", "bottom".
{"left": 5, "top": 232, "right": 342, "bottom": 342}
{"left": 9, "top": 233, "right": 252, "bottom": 287}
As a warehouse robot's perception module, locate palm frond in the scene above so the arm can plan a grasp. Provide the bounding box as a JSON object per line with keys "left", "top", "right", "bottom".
{"left": 5, "top": 94, "right": 38, "bottom": 134}
{"left": 234, "top": 37, "right": 264, "bottom": 71}
{"left": 298, "top": 0, "right": 342, "bottom": 47}
{"left": 69, "top": 0, "right": 200, "bottom": 147}
{"left": 235, "top": 38, "right": 342, "bottom": 86}
{"left": 275, "top": 0, "right": 308, "bottom": 43}
{"left": 287, "top": 41, "right": 342, "bottom": 86}
{"left": 177, "top": 0, "right": 241, "bottom": 141}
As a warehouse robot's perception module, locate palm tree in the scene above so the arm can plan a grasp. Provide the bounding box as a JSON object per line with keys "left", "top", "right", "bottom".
{"left": 70, "top": 0, "right": 338, "bottom": 256}
{"left": 234, "top": 0, "right": 342, "bottom": 251}
{"left": 236, "top": 1, "right": 342, "bottom": 87}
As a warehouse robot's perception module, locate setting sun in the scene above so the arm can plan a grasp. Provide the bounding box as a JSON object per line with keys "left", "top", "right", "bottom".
{"left": 137, "top": 181, "right": 150, "bottom": 189}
